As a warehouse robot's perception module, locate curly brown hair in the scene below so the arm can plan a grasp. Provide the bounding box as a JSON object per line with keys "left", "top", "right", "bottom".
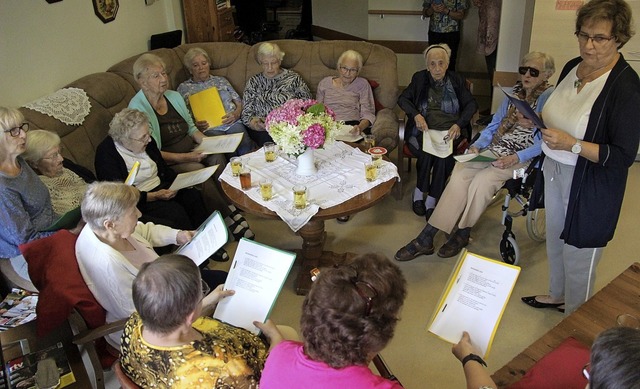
{"left": 576, "top": 0, "right": 635, "bottom": 48}
{"left": 300, "top": 253, "right": 407, "bottom": 368}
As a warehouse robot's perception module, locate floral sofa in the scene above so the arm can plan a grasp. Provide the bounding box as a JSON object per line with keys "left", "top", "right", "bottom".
{"left": 19, "top": 39, "right": 400, "bottom": 172}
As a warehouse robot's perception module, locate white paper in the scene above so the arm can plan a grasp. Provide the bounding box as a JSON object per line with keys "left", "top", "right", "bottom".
{"left": 428, "top": 251, "right": 520, "bottom": 357}
{"left": 453, "top": 149, "right": 497, "bottom": 163}
{"left": 213, "top": 239, "right": 296, "bottom": 334}
{"left": 422, "top": 129, "right": 453, "bottom": 158}
{"left": 175, "top": 211, "right": 228, "bottom": 265}
{"left": 168, "top": 165, "right": 218, "bottom": 191}
{"left": 193, "top": 133, "right": 244, "bottom": 154}
{"left": 334, "top": 124, "right": 364, "bottom": 143}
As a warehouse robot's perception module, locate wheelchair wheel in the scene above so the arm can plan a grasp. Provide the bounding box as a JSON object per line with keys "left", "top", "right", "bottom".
{"left": 526, "top": 208, "right": 546, "bottom": 242}
{"left": 500, "top": 236, "right": 520, "bottom": 265}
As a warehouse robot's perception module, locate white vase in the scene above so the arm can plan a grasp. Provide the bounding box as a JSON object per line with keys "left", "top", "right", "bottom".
{"left": 295, "top": 148, "right": 317, "bottom": 176}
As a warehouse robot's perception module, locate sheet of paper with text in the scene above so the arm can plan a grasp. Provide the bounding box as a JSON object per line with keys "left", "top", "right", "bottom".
{"left": 213, "top": 239, "right": 296, "bottom": 334}
{"left": 428, "top": 251, "right": 520, "bottom": 357}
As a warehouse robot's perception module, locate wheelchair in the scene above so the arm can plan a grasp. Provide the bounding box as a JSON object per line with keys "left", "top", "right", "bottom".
{"left": 498, "top": 157, "right": 545, "bottom": 265}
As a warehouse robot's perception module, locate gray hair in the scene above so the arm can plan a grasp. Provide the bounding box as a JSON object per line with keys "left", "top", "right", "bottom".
{"left": 133, "top": 254, "right": 202, "bottom": 334}
{"left": 521, "top": 52, "right": 556, "bottom": 78}
{"left": 133, "top": 53, "right": 166, "bottom": 83}
{"left": 337, "top": 50, "right": 363, "bottom": 71}
{"left": 590, "top": 326, "right": 640, "bottom": 389}
{"left": 423, "top": 43, "right": 452, "bottom": 61}
{"left": 256, "top": 42, "right": 285, "bottom": 64}
{"left": 576, "top": 0, "right": 635, "bottom": 48}
{"left": 0, "top": 107, "right": 24, "bottom": 133}
{"left": 108, "top": 108, "right": 149, "bottom": 145}
{"left": 183, "top": 47, "right": 211, "bottom": 70}
{"left": 23, "top": 129, "right": 61, "bottom": 166}
{"left": 81, "top": 181, "right": 140, "bottom": 231}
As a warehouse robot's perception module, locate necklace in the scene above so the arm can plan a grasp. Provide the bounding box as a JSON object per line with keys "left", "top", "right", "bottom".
{"left": 574, "top": 56, "right": 618, "bottom": 88}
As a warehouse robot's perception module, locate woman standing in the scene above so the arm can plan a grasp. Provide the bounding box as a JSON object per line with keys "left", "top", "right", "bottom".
{"left": 399, "top": 44, "right": 477, "bottom": 219}
{"left": 522, "top": 0, "right": 640, "bottom": 314}
{"left": 241, "top": 42, "right": 312, "bottom": 146}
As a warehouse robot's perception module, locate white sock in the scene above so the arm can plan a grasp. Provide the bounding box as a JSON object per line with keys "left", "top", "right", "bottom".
{"left": 413, "top": 188, "right": 424, "bottom": 202}
{"left": 425, "top": 196, "right": 437, "bottom": 210}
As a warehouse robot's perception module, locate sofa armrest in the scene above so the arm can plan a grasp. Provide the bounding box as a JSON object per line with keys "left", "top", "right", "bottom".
{"left": 371, "top": 108, "right": 399, "bottom": 153}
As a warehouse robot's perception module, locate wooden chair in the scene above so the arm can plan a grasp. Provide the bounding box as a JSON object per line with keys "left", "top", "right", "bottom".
{"left": 114, "top": 359, "right": 141, "bottom": 389}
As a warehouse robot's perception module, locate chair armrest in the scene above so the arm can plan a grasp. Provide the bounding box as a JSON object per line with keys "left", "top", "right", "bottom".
{"left": 71, "top": 317, "right": 127, "bottom": 345}
{"left": 370, "top": 108, "right": 399, "bottom": 153}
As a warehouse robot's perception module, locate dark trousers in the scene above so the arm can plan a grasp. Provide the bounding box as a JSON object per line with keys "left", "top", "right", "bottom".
{"left": 428, "top": 30, "right": 461, "bottom": 71}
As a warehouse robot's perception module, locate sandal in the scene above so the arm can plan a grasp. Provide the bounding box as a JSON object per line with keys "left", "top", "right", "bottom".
{"left": 394, "top": 239, "right": 434, "bottom": 262}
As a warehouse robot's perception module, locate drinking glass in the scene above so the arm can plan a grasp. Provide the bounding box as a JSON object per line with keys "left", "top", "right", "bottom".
{"left": 617, "top": 313, "right": 640, "bottom": 329}
{"left": 264, "top": 142, "right": 277, "bottom": 162}
{"left": 260, "top": 180, "right": 273, "bottom": 201}
{"left": 239, "top": 167, "right": 252, "bottom": 190}
{"left": 364, "top": 161, "right": 378, "bottom": 182}
{"left": 230, "top": 157, "right": 242, "bottom": 177}
{"left": 293, "top": 185, "right": 307, "bottom": 209}
{"left": 363, "top": 134, "right": 375, "bottom": 151}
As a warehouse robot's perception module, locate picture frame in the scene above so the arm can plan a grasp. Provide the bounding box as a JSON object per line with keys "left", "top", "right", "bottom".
{"left": 92, "top": 0, "right": 119, "bottom": 23}
{"left": 45, "top": 0, "right": 63, "bottom": 3}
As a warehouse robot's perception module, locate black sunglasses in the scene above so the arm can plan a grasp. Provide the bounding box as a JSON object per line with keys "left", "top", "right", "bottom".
{"left": 518, "top": 66, "right": 540, "bottom": 77}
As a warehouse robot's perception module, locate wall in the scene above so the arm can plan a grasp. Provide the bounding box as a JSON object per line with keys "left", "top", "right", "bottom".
{"left": 0, "top": 0, "right": 183, "bottom": 107}
{"left": 313, "top": 0, "right": 487, "bottom": 89}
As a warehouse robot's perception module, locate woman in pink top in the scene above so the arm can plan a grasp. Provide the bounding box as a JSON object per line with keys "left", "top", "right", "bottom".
{"left": 260, "top": 253, "right": 406, "bottom": 389}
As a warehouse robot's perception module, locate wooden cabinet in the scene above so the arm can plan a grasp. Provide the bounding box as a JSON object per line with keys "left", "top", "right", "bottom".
{"left": 183, "top": 0, "right": 237, "bottom": 43}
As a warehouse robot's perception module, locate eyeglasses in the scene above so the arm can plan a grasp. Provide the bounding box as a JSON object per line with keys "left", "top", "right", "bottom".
{"left": 261, "top": 60, "right": 280, "bottom": 68}
{"left": 575, "top": 31, "right": 616, "bottom": 45}
{"left": 201, "top": 279, "right": 210, "bottom": 298}
{"left": 582, "top": 362, "right": 590, "bottom": 381}
{"left": 340, "top": 66, "right": 359, "bottom": 74}
{"left": 518, "top": 66, "right": 540, "bottom": 78}
{"left": 41, "top": 147, "right": 64, "bottom": 161}
{"left": 353, "top": 280, "right": 378, "bottom": 317}
{"left": 128, "top": 133, "right": 151, "bottom": 143}
{"left": 4, "top": 123, "right": 29, "bottom": 137}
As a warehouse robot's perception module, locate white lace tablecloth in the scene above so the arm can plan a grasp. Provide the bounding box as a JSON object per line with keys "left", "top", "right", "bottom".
{"left": 219, "top": 142, "right": 399, "bottom": 232}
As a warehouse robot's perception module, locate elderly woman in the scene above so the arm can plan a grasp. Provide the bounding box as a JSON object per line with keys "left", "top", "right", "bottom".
{"left": 241, "top": 42, "right": 312, "bottom": 146}
{"left": 399, "top": 43, "right": 478, "bottom": 219}
{"left": 260, "top": 253, "right": 406, "bottom": 388}
{"left": 128, "top": 53, "right": 225, "bottom": 172}
{"left": 76, "top": 182, "right": 227, "bottom": 348}
{"left": 523, "top": 0, "right": 640, "bottom": 314}
{"left": 95, "top": 108, "right": 210, "bottom": 232}
{"left": 0, "top": 108, "right": 59, "bottom": 286}
{"left": 177, "top": 47, "right": 254, "bottom": 156}
{"left": 316, "top": 49, "right": 375, "bottom": 135}
{"left": 395, "top": 52, "right": 555, "bottom": 261}
{"left": 23, "top": 129, "right": 93, "bottom": 215}
{"left": 121, "top": 254, "right": 284, "bottom": 387}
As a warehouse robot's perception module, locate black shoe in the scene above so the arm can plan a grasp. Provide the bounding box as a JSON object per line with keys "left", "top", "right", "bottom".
{"left": 211, "top": 248, "right": 230, "bottom": 262}
{"left": 521, "top": 296, "right": 564, "bottom": 309}
{"left": 412, "top": 199, "right": 426, "bottom": 216}
{"left": 337, "top": 215, "right": 350, "bottom": 222}
{"left": 425, "top": 208, "right": 434, "bottom": 222}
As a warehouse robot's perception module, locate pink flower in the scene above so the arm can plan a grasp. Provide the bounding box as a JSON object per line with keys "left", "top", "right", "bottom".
{"left": 302, "top": 123, "right": 325, "bottom": 149}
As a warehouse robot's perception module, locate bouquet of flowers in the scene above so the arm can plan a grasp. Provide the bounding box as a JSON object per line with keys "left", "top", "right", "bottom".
{"left": 265, "top": 99, "right": 340, "bottom": 156}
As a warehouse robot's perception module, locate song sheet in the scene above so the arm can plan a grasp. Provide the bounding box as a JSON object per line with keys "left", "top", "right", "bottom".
{"left": 168, "top": 165, "right": 218, "bottom": 191}
{"left": 193, "top": 133, "right": 243, "bottom": 154}
{"left": 175, "top": 211, "right": 228, "bottom": 266}
{"left": 213, "top": 239, "right": 295, "bottom": 334}
{"left": 428, "top": 251, "right": 520, "bottom": 357}
{"left": 422, "top": 129, "right": 453, "bottom": 158}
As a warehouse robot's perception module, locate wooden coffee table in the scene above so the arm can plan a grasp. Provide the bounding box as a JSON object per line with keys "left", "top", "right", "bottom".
{"left": 221, "top": 176, "right": 396, "bottom": 294}
{"left": 491, "top": 262, "right": 640, "bottom": 388}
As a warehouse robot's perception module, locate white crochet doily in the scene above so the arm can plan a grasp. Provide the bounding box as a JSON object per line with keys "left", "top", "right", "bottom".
{"left": 23, "top": 87, "right": 91, "bottom": 125}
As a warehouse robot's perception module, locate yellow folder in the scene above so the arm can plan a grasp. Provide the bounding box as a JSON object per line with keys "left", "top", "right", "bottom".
{"left": 189, "top": 87, "right": 226, "bottom": 128}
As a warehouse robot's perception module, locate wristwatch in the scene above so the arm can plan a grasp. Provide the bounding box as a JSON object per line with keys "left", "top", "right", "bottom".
{"left": 571, "top": 139, "right": 582, "bottom": 154}
{"left": 461, "top": 353, "right": 487, "bottom": 368}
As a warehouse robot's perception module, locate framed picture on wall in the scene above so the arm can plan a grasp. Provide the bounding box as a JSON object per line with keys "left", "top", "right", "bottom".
{"left": 92, "top": 0, "right": 119, "bottom": 23}
{"left": 45, "top": 0, "right": 63, "bottom": 3}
